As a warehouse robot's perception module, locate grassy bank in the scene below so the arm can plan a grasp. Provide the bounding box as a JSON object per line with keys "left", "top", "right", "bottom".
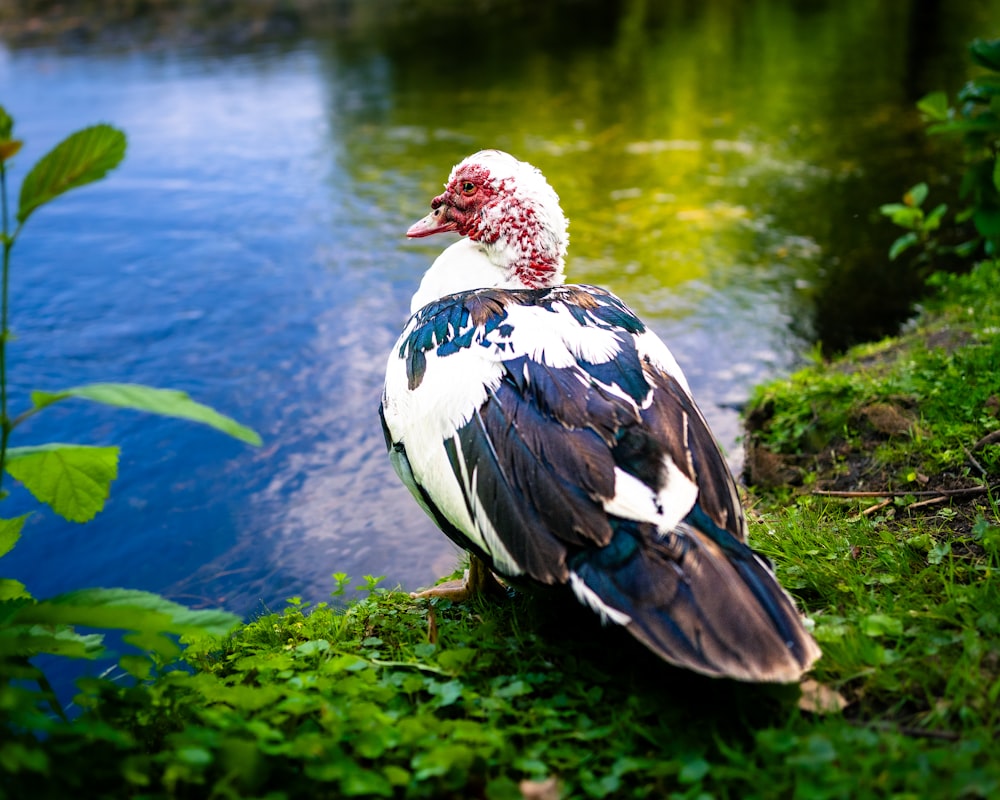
{"left": 3, "top": 260, "right": 997, "bottom": 798}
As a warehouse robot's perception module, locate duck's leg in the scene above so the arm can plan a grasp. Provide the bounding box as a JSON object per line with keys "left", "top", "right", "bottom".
{"left": 410, "top": 553, "right": 507, "bottom": 601}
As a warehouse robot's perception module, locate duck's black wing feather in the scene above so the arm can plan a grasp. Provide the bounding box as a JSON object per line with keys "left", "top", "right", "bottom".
{"left": 385, "top": 285, "right": 820, "bottom": 681}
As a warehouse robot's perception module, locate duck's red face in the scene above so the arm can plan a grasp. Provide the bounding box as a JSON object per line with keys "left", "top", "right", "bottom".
{"left": 406, "top": 162, "right": 498, "bottom": 239}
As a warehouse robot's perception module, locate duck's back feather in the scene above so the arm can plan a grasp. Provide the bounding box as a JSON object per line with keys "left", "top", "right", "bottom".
{"left": 380, "top": 285, "right": 820, "bottom": 681}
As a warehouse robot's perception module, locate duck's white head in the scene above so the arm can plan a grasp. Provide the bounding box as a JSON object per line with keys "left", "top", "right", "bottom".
{"left": 407, "top": 150, "right": 569, "bottom": 292}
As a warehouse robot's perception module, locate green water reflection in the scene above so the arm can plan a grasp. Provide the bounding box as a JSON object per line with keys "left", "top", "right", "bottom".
{"left": 332, "top": 0, "right": 998, "bottom": 352}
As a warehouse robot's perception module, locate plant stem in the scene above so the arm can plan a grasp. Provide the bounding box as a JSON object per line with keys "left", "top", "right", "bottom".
{"left": 0, "top": 158, "right": 10, "bottom": 494}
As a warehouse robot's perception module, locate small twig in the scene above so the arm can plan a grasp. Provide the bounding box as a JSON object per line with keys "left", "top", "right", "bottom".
{"left": 858, "top": 498, "right": 892, "bottom": 517}
{"left": 972, "top": 429, "right": 1000, "bottom": 451}
{"left": 848, "top": 719, "right": 960, "bottom": 742}
{"left": 963, "top": 444, "right": 988, "bottom": 478}
{"left": 814, "top": 485, "right": 993, "bottom": 499}
{"left": 907, "top": 495, "right": 949, "bottom": 510}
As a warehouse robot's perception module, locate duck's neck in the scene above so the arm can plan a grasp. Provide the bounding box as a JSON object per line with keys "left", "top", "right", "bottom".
{"left": 409, "top": 236, "right": 566, "bottom": 314}
{"left": 471, "top": 199, "right": 568, "bottom": 290}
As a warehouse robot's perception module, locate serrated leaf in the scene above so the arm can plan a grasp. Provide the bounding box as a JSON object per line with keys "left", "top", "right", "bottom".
{"left": 17, "top": 124, "right": 126, "bottom": 225}
{"left": 916, "top": 91, "right": 950, "bottom": 122}
{"left": 32, "top": 383, "right": 262, "bottom": 446}
{"left": 889, "top": 233, "right": 919, "bottom": 261}
{"left": 12, "top": 588, "right": 240, "bottom": 659}
{"left": 5, "top": 445, "right": 118, "bottom": 523}
{"left": 0, "top": 623, "right": 105, "bottom": 660}
{"left": 0, "top": 514, "right": 29, "bottom": 558}
{"left": 0, "top": 579, "right": 33, "bottom": 602}
{"left": 18, "top": 587, "right": 240, "bottom": 633}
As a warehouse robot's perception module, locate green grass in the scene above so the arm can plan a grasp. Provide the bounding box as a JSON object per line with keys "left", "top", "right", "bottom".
{"left": 2, "top": 262, "right": 999, "bottom": 799}
{"left": 6, "top": 573, "right": 998, "bottom": 799}
{"left": 746, "top": 260, "right": 1000, "bottom": 487}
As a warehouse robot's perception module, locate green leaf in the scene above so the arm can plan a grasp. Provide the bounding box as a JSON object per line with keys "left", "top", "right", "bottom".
{"left": 31, "top": 383, "right": 262, "bottom": 446}
{"left": 916, "top": 91, "right": 950, "bottom": 122}
{"left": 0, "top": 622, "right": 105, "bottom": 660}
{"left": 5, "top": 445, "right": 118, "bottom": 523}
{"left": 889, "top": 232, "right": 919, "bottom": 261}
{"left": 0, "top": 514, "right": 29, "bottom": 558}
{"left": 0, "top": 579, "right": 32, "bottom": 601}
{"left": 861, "top": 613, "right": 903, "bottom": 637}
{"left": 17, "top": 124, "right": 126, "bottom": 225}
{"left": 0, "top": 106, "right": 12, "bottom": 139}
{"left": 678, "top": 756, "right": 711, "bottom": 784}
{"left": 958, "top": 76, "right": 1000, "bottom": 104}
{"left": 924, "top": 203, "right": 948, "bottom": 232}
{"left": 970, "top": 38, "right": 1000, "bottom": 72}
{"left": 973, "top": 206, "right": 1000, "bottom": 239}
{"left": 927, "top": 118, "right": 999, "bottom": 136}
{"left": 11, "top": 588, "right": 240, "bottom": 660}
{"left": 904, "top": 182, "right": 928, "bottom": 208}
{"left": 879, "top": 204, "right": 922, "bottom": 229}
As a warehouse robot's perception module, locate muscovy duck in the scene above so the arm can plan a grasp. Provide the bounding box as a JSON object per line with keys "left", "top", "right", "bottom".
{"left": 380, "top": 150, "right": 820, "bottom": 682}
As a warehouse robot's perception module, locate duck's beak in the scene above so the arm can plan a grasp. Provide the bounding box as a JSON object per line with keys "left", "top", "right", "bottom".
{"left": 406, "top": 204, "right": 459, "bottom": 238}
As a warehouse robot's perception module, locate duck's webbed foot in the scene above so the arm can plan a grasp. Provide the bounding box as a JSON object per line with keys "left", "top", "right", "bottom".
{"left": 410, "top": 554, "right": 507, "bottom": 601}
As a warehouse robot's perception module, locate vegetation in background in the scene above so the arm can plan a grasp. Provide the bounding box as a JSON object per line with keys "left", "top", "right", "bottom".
{"left": 882, "top": 38, "right": 1000, "bottom": 264}
{"left": 0, "top": 108, "right": 258, "bottom": 732}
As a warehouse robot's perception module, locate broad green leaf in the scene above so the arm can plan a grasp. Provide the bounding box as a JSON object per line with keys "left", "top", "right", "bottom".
{"left": 927, "top": 118, "right": 999, "bottom": 136}
{"left": 0, "top": 579, "right": 32, "bottom": 602}
{"left": 0, "top": 623, "right": 105, "bottom": 660}
{"left": 119, "top": 654, "right": 153, "bottom": 680}
{"left": 861, "top": 613, "right": 903, "bottom": 637}
{"left": 17, "top": 124, "right": 126, "bottom": 225}
{"left": 5, "top": 445, "right": 119, "bottom": 523}
{"left": 904, "top": 182, "right": 928, "bottom": 208}
{"left": 0, "top": 514, "right": 29, "bottom": 558}
{"left": 15, "top": 588, "right": 240, "bottom": 642}
{"left": 953, "top": 238, "right": 981, "bottom": 258}
{"left": 888, "top": 232, "right": 919, "bottom": 261}
{"left": 916, "top": 91, "right": 949, "bottom": 121}
{"left": 879, "top": 205, "right": 922, "bottom": 230}
{"left": 973, "top": 206, "right": 1000, "bottom": 239}
{"left": 924, "top": 203, "right": 948, "bottom": 232}
{"left": 958, "top": 76, "right": 1000, "bottom": 104}
{"left": 32, "top": 383, "right": 262, "bottom": 446}
{"left": 970, "top": 38, "right": 1000, "bottom": 72}
{"left": 0, "top": 106, "right": 12, "bottom": 139}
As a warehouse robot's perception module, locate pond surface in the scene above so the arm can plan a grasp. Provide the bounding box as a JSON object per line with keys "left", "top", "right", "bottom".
{"left": 1, "top": 0, "right": 997, "bottom": 623}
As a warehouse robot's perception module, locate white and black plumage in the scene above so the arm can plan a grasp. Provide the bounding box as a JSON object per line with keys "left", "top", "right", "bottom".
{"left": 380, "top": 150, "right": 820, "bottom": 682}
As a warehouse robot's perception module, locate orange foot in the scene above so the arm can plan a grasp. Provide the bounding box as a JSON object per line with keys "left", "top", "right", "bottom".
{"left": 410, "top": 555, "right": 507, "bottom": 601}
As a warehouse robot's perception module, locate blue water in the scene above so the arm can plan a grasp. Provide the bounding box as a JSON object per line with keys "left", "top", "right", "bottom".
{"left": 1, "top": 45, "right": 457, "bottom": 614}
{"left": 0, "top": 0, "right": 995, "bottom": 637}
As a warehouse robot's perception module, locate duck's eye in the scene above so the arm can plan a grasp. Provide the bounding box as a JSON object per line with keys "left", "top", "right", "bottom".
{"left": 461, "top": 181, "right": 477, "bottom": 196}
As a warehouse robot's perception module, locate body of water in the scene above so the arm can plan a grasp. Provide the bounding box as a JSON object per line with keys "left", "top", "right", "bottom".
{"left": 1, "top": 0, "right": 997, "bottom": 625}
